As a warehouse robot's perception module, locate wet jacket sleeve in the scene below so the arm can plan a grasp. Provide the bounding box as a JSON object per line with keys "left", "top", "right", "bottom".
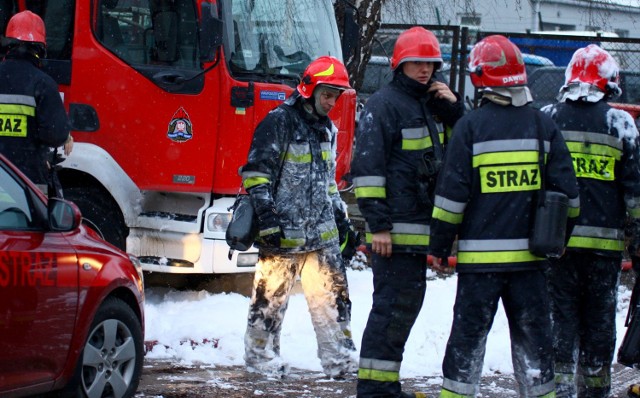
{"left": 616, "top": 110, "right": 640, "bottom": 239}
{"left": 36, "top": 76, "right": 70, "bottom": 147}
{"left": 428, "top": 91, "right": 465, "bottom": 129}
{"left": 542, "top": 115, "right": 580, "bottom": 241}
{"left": 350, "top": 96, "right": 395, "bottom": 233}
{"left": 241, "top": 108, "right": 289, "bottom": 234}
{"left": 429, "top": 118, "right": 473, "bottom": 257}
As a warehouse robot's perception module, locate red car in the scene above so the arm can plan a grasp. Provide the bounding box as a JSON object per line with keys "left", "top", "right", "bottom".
{"left": 0, "top": 154, "right": 145, "bottom": 398}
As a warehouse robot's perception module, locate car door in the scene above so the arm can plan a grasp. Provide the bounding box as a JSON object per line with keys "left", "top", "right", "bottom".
{"left": 0, "top": 161, "right": 79, "bottom": 391}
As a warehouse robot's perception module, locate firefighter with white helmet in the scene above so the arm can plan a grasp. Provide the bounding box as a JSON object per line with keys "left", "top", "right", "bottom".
{"left": 351, "top": 26, "right": 464, "bottom": 397}
{"left": 429, "top": 35, "right": 580, "bottom": 397}
{"left": 241, "top": 55, "right": 357, "bottom": 378}
{"left": 542, "top": 44, "right": 640, "bottom": 397}
{"left": 0, "top": 10, "right": 71, "bottom": 193}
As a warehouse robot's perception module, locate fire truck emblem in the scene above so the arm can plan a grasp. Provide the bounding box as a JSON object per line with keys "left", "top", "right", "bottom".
{"left": 167, "top": 107, "right": 193, "bottom": 143}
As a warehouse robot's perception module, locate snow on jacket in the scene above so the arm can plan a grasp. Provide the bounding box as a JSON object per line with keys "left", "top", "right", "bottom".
{"left": 430, "top": 101, "right": 580, "bottom": 272}
{"left": 0, "top": 55, "right": 69, "bottom": 184}
{"left": 241, "top": 92, "right": 342, "bottom": 253}
{"left": 543, "top": 100, "right": 640, "bottom": 258}
{"left": 351, "top": 72, "right": 464, "bottom": 254}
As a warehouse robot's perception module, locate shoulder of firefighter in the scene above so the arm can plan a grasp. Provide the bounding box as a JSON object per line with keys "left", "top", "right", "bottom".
{"left": 546, "top": 100, "right": 640, "bottom": 257}
{"left": 429, "top": 104, "right": 580, "bottom": 270}
{"left": 350, "top": 79, "right": 460, "bottom": 255}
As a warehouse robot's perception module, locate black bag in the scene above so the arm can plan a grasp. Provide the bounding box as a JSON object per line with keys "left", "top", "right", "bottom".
{"left": 225, "top": 195, "right": 258, "bottom": 253}
{"left": 528, "top": 117, "right": 570, "bottom": 258}
{"left": 529, "top": 190, "right": 568, "bottom": 258}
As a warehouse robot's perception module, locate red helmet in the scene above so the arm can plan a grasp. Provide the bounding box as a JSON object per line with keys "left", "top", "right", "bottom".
{"left": 564, "top": 44, "right": 619, "bottom": 93}
{"left": 468, "top": 35, "right": 527, "bottom": 88}
{"left": 391, "top": 27, "right": 443, "bottom": 70}
{"left": 5, "top": 11, "right": 46, "bottom": 45}
{"left": 297, "top": 56, "right": 352, "bottom": 99}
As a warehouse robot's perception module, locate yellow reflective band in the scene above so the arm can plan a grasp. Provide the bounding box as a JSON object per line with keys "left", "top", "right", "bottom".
{"left": 402, "top": 136, "right": 431, "bottom": 150}
{"left": 566, "top": 142, "right": 622, "bottom": 160}
{"left": 538, "top": 392, "right": 556, "bottom": 398}
{"left": 280, "top": 238, "right": 305, "bottom": 248}
{"left": 571, "top": 153, "right": 615, "bottom": 181}
{"left": 567, "top": 236, "right": 624, "bottom": 251}
{"left": 480, "top": 164, "right": 540, "bottom": 193}
{"left": 432, "top": 206, "right": 463, "bottom": 225}
{"left": 313, "top": 63, "right": 334, "bottom": 77}
{"left": 355, "top": 186, "right": 386, "bottom": 199}
{"left": 340, "top": 237, "right": 347, "bottom": 252}
{"left": 329, "top": 183, "right": 338, "bottom": 194}
{"left": 582, "top": 375, "right": 610, "bottom": 388}
{"left": 473, "top": 151, "right": 540, "bottom": 167}
{"left": 629, "top": 208, "right": 640, "bottom": 218}
{"left": 259, "top": 227, "right": 280, "bottom": 237}
{"left": 321, "top": 228, "right": 338, "bottom": 242}
{"left": 322, "top": 150, "right": 329, "bottom": 161}
{"left": 568, "top": 207, "right": 580, "bottom": 218}
{"left": 0, "top": 114, "right": 28, "bottom": 137}
{"left": 365, "top": 232, "right": 429, "bottom": 246}
{"left": 0, "top": 104, "right": 35, "bottom": 116}
{"left": 285, "top": 152, "right": 312, "bottom": 163}
{"left": 357, "top": 368, "right": 399, "bottom": 383}
{"left": 458, "top": 250, "right": 543, "bottom": 263}
{"left": 440, "top": 390, "right": 473, "bottom": 398}
{"left": 243, "top": 176, "right": 269, "bottom": 189}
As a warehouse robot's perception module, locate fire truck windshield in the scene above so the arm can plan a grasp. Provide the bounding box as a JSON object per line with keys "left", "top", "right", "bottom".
{"left": 227, "top": 0, "right": 343, "bottom": 82}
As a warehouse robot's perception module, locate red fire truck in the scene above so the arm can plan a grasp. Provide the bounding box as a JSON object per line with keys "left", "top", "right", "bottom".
{"left": 3, "top": 0, "right": 357, "bottom": 275}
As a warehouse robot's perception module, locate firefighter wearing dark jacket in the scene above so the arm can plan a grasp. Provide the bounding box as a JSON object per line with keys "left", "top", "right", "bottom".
{"left": 241, "top": 56, "right": 357, "bottom": 379}
{"left": 351, "top": 27, "right": 464, "bottom": 398}
{"left": 429, "top": 35, "right": 580, "bottom": 398}
{"left": 0, "top": 11, "right": 71, "bottom": 190}
{"left": 540, "top": 44, "right": 640, "bottom": 398}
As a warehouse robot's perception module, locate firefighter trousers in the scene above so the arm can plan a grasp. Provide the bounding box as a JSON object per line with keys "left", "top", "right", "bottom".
{"left": 357, "top": 252, "right": 427, "bottom": 398}
{"left": 244, "top": 246, "right": 354, "bottom": 378}
{"left": 440, "top": 270, "right": 555, "bottom": 398}
{"left": 549, "top": 252, "right": 620, "bottom": 398}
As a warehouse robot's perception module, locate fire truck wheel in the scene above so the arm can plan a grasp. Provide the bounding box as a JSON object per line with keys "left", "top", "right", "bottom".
{"left": 64, "top": 186, "right": 128, "bottom": 250}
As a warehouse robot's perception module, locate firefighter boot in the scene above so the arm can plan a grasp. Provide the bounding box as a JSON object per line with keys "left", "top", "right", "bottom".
{"left": 629, "top": 384, "right": 640, "bottom": 398}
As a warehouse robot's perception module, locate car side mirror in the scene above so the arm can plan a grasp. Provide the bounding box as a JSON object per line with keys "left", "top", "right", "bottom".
{"left": 199, "top": 2, "right": 223, "bottom": 63}
{"left": 48, "top": 198, "right": 82, "bottom": 232}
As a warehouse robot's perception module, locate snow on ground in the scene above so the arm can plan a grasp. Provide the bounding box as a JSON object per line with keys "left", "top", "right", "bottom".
{"left": 144, "top": 252, "right": 634, "bottom": 382}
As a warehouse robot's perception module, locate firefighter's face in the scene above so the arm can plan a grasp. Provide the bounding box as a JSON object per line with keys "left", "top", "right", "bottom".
{"left": 314, "top": 86, "right": 341, "bottom": 116}
{"left": 402, "top": 61, "right": 435, "bottom": 85}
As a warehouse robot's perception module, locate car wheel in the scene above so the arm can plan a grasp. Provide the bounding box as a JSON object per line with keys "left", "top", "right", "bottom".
{"left": 79, "top": 297, "right": 144, "bottom": 398}
{"left": 64, "top": 186, "right": 128, "bottom": 250}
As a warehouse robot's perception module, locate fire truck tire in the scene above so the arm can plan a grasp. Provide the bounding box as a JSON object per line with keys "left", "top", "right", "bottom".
{"left": 64, "top": 186, "right": 128, "bottom": 250}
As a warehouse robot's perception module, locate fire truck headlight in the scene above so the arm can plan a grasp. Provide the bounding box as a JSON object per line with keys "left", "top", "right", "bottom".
{"left": 207, "top": 213, "right": 231, "bottom": 232}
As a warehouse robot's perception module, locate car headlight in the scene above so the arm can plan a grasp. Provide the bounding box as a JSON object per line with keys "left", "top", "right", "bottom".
{"left": 129, "top": 254, "right": 144, "bottom": 287}
{"left": 207, "top": 212, "right": 231, "bottom": 232}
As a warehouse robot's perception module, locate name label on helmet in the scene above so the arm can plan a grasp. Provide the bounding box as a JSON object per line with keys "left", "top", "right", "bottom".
{"left": 503, "top": 75, "right": 526, "bottom": 85}
{"left": 480, "top": 164, "right": 540, "bottom": 193}
{"left": 0, "top": 115, "right": 26, "bottom": 137}
{"left": 572, "top": 153, "right": 615, "bottom": 181}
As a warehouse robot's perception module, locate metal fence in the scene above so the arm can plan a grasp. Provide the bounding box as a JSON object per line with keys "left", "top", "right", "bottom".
{"left": 368, "top": 24, "right": 640, "bottom": 112}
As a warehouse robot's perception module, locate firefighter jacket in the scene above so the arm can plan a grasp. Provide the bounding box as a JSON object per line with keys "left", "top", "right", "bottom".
{"left": 351, "top": 72, "right": 464, "bottom": 254}
{"left": 241, "top": 92, "right": 343, "bottom": 253}
{"left": 0, "top": 53, "right": 70, "bottom": 184}
{"left": 430, "top": 101, "right": 580, "bottom": 272}
{"left": 543, "top": 100, "right": 640, "bottom": 258}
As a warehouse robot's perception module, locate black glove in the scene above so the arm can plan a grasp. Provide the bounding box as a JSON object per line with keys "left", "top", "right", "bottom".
{"left": 256, "top": 207, "right": 281, "bottom": 248}
{"left": 341, "top": 228, "right": 361, "bottom": 261}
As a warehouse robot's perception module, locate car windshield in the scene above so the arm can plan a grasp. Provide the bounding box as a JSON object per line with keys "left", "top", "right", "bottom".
{"left": 227, "top": 0, "right": 343, "bottom": 81}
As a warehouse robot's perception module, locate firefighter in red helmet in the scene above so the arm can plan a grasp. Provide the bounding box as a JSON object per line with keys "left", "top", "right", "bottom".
{"left": 429, "top": 34, "right": 580, "bottom": 397}
{"left": 0, "top": 10, "right": 72, "bottom": 195}
{"left": 351, "top": 26, "right": 464, "bottom": 397}
{"left": 542, "top": 44, "right": 640, "bottom": 398}
{"left": 241, "top": 55, "right": 358, "bottom": 378}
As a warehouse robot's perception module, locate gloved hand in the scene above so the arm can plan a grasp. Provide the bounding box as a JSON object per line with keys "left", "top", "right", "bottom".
{"left": 256, "top": 207, "right": 281, "bottom": 248}
{"left": 341, "top": 228, "right": 361, "bottom": 261}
